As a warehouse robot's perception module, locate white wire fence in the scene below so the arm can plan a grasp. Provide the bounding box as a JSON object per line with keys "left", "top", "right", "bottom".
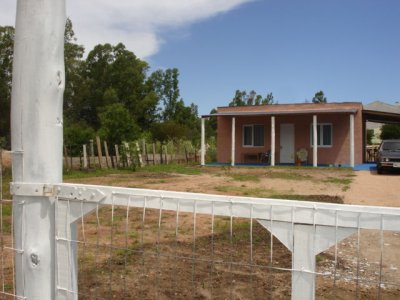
{"left": 54, "top": 184, "right": 400, "bottom": 299}
{"left": 2, "top": 173, "right": 400, "bottom": 299}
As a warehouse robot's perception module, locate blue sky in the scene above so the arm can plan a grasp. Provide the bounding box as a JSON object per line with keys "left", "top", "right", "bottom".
{"left": 149, "top": 0, "right": 400, "bottom": 114}
{"left": 1, "top": 0, "right": 399, "bottom": 115}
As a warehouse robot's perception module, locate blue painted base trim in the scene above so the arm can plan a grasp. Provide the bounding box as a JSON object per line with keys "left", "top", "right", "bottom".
{"left": 205, "top": 162, "right": 377, "bottom": 171}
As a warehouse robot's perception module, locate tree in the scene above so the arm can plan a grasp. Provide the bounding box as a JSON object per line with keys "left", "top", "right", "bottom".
{"left": 366, "top": 129, "right": 374, "bottom": 145}
{"left": 206, "top": 108, "right": 217, "bottom": 138}
{"left": 150, "top": 121, "right": 189, "bottom": 143}
{"left": 0, "top": 26, "right": 14, "bottom": 148}
{"left": 229, "top": 90, "right": 274, "bottom": 106}
{"left": 63, "top": 18, "right": 85, "bottom": 121}
{"left": 77, "top": 43, "right": 151, "bottom": 129}
{"left": 312, "top": 91, "right": 327, "bottom": 103}
{"left": 380, "top": 124, "right": 400, "bottom": 140}
{"left": 98, "top": 103, "right": 140, "bottom": 147}
{"left": 149, "top": 68, "right": 180, "bottom": 121}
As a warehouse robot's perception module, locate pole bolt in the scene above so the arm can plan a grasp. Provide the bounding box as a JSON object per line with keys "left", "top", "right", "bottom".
{"left": 30, "top": 253, "right": 40, "bottom": 267}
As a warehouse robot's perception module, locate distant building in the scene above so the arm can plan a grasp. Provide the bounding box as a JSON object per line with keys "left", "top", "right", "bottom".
{"left": 201, "top": 101, "right": 400, "bottom": 167}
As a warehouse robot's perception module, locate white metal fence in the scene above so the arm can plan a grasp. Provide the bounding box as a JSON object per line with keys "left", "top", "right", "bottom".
{"left": 3, "top": 180, "right": 400, "bottom": 299}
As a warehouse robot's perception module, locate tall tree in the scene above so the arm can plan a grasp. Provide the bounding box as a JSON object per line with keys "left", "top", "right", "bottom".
{"left": 149, "top": 68, "right": 180, "bottom": 121}
{"left": 0, "top": 26, "right": 14, "bottom": 148}
{"left": 63, "top": 18, "right": 85, "bottom": 121}
{"left": 77, "top": 43, "right": 150, "bottom": 129}
{"left": 312, "top": 90, "right": 327, "bottom": 103}
{"left": 229, "top": 90, "right": 274, "bottom": 106}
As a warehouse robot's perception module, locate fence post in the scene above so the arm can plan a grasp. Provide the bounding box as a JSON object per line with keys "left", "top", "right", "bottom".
{"left": 152, "top": 143, "right": 156, "bottom": 165}
{"left": 10, "top": 0, "right": 66, "bottom": 299}
{"left": 115, "top": 145, "right": 120, "bottom": 168}
{"left": 83, "top": 144, "right": 88, "bottom": 169}
{"left": 89, "top": 139, "right": 94, "bottom": 168}
{"left": 104, "top": 141, "right": 110, "bottom": 168}
{"left": 96, "top": 136, "right": 103, "bottom": 169}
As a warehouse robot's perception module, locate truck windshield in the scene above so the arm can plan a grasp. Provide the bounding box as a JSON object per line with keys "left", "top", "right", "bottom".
{"left": 382, "top": 142, "right": 400, "bottom": 151}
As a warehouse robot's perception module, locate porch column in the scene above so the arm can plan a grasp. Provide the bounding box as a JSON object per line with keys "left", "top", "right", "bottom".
{"left": 271, "top": 116, "right": 275, "bottom": 166}
{"left": 350, "top": 114, "right": 355, "bottom": 168}
{"left": 313, "top": 115, "right": 318, "bottom": 167}
{"left": 200, "top": 117, "right": 206, "bottom": 166}
{"left": 231, "top": 117, "right": 236, "bottom": 166}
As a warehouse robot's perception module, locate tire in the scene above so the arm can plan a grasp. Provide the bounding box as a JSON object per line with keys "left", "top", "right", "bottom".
{"left": 377, "top": 166, "right": 383, "bottom": 174}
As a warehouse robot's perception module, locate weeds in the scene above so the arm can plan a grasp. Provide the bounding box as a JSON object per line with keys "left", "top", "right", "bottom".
{"left": 227, "top": 173, "right": 260, "bottom": 182}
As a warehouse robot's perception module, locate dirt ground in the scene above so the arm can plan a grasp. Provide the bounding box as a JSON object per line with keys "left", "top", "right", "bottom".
{"left": 1, "top": 162, "right": 399, "bottom": 299}
{"left": 62, "top": 166, "right": 400, "bottom": 299}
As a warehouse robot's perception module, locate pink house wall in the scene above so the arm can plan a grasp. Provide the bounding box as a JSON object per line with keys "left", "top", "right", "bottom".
{"left": 217, "top": 103, "right": 363, "bottom": 165}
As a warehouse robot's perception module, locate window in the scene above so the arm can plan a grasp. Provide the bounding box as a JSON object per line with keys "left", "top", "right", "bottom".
{"left": 310, "top": 124, "right": 332, "bottom": 147}
{"left": 243, "top": 125, "right": 264, "bottom": 147}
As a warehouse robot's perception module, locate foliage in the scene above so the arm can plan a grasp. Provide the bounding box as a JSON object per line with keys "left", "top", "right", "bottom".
{"left": 98, "top": 103, "right": 140, "bottom": 146}
{"left": 312, "top": 91, "right": 327, "bottom": 103}
{"left": 366, "top": 129, "right": 374, "bottom": 145}
{"left": 206, "top": 136, "right": 217, "bottom": 162}
{"left": 1, "top": 20, "right": 203, "bottom": 150}
{"left": 150, "top": 121, "right": 189, "bottom": 142}
{"left": 64, "top": 121, "right": 95, "bottom": 146}
{"left": 206, "top": 108, "right": 217, "bottom": 138}
{"left": 149, "top": 68, "right": 180, "bottom": 121}
{"left": 380, "top": 124, "right": 400, "bottom": 140}
{"left": 64, "top": 18, "right": 85, "bottom": 121}
{"left": 0, "top": 26, "right": 14, "bottom": 148}
{"left": 229, "top": 90, "right": 274, "bottom": 106}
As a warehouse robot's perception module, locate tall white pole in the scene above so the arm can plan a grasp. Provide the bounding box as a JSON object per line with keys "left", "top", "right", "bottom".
{"left": 11, "top": 1, "right": 66, "bottom": 299}
{"left": 200, "top": 118, "right": 206, "bottom": 166}
{"left": 313, "top": 115, "right": 318, "bottom": 167}
{"left": 271, "top": 116, "right": 275, "bottom": 166}
{"left": 231, "top": 117, "right": 236, "bottom": 166}
{"left": 350, "top": 114, "right": 355, "bottom": 168}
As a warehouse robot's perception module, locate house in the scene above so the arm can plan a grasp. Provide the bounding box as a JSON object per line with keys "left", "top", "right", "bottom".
{"left": 199, "top": 102, "right": 400, "bottom": 168}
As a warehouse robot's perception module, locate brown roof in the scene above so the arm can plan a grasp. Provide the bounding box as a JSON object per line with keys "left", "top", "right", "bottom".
{"left": 202, "top": 102, "right": 362, "bottom": 117}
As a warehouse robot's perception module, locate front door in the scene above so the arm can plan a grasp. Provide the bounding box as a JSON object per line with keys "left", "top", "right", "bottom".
{"left": 280, "top": 124, "right": 295, "bottom": 163}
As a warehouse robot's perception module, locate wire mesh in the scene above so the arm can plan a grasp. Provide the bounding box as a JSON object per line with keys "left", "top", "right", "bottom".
{"left": 0, "top": 151, "right": 17, "bottom": 300}
{"left": 54, "top": 191, "right": 400, "bottom": 300}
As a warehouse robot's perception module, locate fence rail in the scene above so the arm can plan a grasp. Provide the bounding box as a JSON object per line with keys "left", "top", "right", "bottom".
{"left": 5, "top": 182, "right": 400, "bottom": 299}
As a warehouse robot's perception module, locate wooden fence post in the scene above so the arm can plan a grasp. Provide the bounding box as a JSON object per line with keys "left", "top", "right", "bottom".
{"left": 104, "top": 141, "right": 110, "bottom": 168}
{"left": 115, "top": 145, "right": 120, "bottom": 168}
{"left": 152, "top": 143, "right": 156, "bottom": 165}
{"left": 89, "top": 139, "right": 95, "bottom": 168}
{"left": 96, "top": 136, "right": 103, "bottom": 169}
{"left": 83, "top": 144, "right": 88, "bottom": 169}
{"left": 64, "top": 145, "right": 69, "bottom": 170}
{"left": 124, "top": 142, "right": 132, "bottom": 167}
{"left": 135, "top": 142, "right": 144, "bottom": 168}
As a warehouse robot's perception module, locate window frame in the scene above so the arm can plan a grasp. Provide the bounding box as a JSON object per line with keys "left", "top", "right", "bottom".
{"left": 310, "top": 123, "right": 333, "bottom": 148}
{"left": 242, "top": 124, "right": 265, "bottom": 147}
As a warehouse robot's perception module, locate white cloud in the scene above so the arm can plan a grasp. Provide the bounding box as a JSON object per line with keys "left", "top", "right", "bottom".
{"left": 0, "top": 0, "right": 253, "bottom": 58}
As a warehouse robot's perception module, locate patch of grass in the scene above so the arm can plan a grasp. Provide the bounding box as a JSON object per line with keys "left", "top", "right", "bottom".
{"left": 214, "top": 185, "right": 275, "bottom": 198}
{"left": 265, "top": 170, "right": 312, "bottom": 181}
{"left": 1, "top": 166, "right": 12, "bottom": 200}
{"left": 64, "top": 168, "right": 133, "bottom": 180}
{"left": 227, "top": 173, "right": 260, "bottom": 182}
{"left": 146, "top": 179, "right": 167, "bottom": 184}
{"left": 142, "top": 163, "right": 201, "bottom": 175}
{"left": 323, "top": 177, "right": 352, "bottom": 185}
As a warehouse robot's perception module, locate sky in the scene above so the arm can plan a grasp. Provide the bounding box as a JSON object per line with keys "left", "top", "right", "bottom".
{"left": 1, "top": 0, "right": 400, "bottom": 115}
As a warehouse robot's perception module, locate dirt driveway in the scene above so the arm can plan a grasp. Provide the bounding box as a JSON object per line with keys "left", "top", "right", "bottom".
{"left": 344, "top": 170, "right": 400, "bottom": 207}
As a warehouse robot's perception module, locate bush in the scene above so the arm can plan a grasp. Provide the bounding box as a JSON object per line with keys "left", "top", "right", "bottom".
{"left": 380, "top": 124, "right": 400, "bottom": 140}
